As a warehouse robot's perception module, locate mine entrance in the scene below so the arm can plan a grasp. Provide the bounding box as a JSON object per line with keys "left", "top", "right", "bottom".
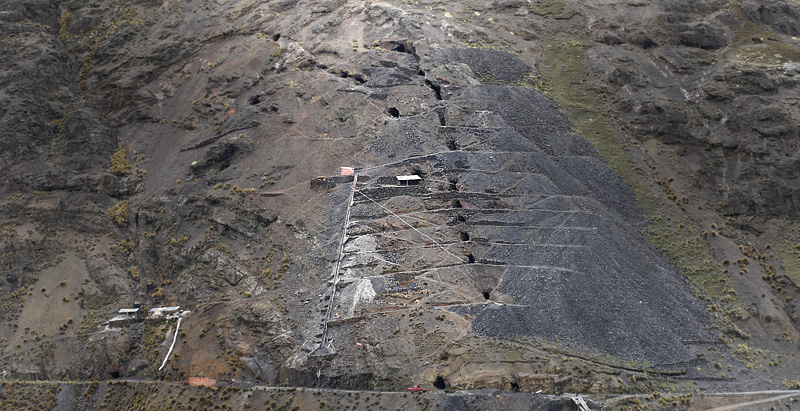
{"left": 433, "top": 376, "right": 447, "bottom": 389}
{"left": 459, "top": 231, "right": 469, "bottom": 241}
{"left": 448, "top": 179, "right": 459, "bottom": 191}
{"left": 482, "top": 291, "right": 490, "bottom": 300}
{"left": 425, "top": 79, "right": 443, "bottom": 100}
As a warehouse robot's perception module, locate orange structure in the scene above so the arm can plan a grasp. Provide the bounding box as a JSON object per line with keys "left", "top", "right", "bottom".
{"left": 186, "top": 377, "right": 217, "bottom": 387}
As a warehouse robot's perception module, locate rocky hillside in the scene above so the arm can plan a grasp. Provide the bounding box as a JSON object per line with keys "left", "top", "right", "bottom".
{"left": 1, "top": 0, "right": 800, "bottom": 407}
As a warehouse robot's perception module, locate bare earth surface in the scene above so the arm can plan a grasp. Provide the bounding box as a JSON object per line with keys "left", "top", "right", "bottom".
{"left": 1, "top": 0, "right": 800, "bottom": 409}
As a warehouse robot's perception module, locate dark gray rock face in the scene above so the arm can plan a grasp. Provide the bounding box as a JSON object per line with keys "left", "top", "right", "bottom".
{"left": 741, "top": 0, "right": 800, "bottom": 36}
{"left": 588, "top": 0, "right": 800, "bottom": 217}
{"left": 0, "top": 1, "right": 118, "bottom": 194}
{"left": 431, "top": 48, "right": 532, "bottom": 84}
{"left": 350, "top": 50, "right": 711, "bottom": 365}
{"left": 678, "top": 21, "right": 730, "bottom": 50}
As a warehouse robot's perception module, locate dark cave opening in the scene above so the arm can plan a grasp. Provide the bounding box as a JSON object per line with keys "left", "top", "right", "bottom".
{"left": 425, "top": 79, "right": 443, "bottom": 101}
{"left": 433, "top": 376, "right": 447, "bottom": 389}
{"left": 387, "top": 107, "right": 400, "bottom": 118}
{"left": 482, "top": 291, "right": 490, "bottom": 300}
{"left": 386, "top": 40, "right": 414, "bottom": 55}
{"left": 332, "top": 69, "right": 367, "bottom": 84}
{"left": 459, "top": 231, "right": 469, "bottom": 241}
{"left": 448, "top": 179, "right": 458, "bottom": 191}
{"left": 466, "top": 253, "right": 475, "bottom": 264}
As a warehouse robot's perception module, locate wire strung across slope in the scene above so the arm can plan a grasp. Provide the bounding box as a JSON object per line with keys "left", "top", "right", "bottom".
{"left": 354, "top": 188, "right": 466, "bottom": 264}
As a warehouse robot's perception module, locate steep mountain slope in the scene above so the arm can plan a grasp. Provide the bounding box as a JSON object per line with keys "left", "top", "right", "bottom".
{"left": 1, "top": 0, "right": 800, "bottom": 405}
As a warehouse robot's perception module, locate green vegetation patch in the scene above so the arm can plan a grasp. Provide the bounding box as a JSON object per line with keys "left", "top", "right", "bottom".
{"left": 141, "top": 319, "right": 168, "bottom": 366}
{"left": 107, "top": 201, "right": 130, "bottom": 226}
{"left": 77, "top": 309, "right": 104, "bottom": 341}
{"left": 0, "top": 381, "right": 59, "bottom": 410}
{"left": 109, "top": 147, "right": 132, "bottom": 175}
